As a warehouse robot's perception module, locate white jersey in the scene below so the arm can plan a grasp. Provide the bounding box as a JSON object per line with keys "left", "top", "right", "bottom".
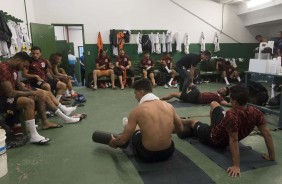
{"left": 175, "top": 32, "right": 182, "bottom": 52}
{"left": 161, "top": 32, "right": 166, "bottom": 53}
{"left": 149, "top": 33, "right": 155, "bottom": 53}
{"left": 213, "top": 32, "right": 220, "bottom": 52}
{"left": 183, "top": 33, "right": 190, "bottom": 54}
{"left": 136, "top": 32, "right": 143, "bottom": 54}
{"left": 166, "top": 31, "right": 173, "bottom": 53}
{"left": 155, "top": 33, "right": 161, "bottom": 54}
{"left": 200, "top": 32, "right": 205, "bottom": 51}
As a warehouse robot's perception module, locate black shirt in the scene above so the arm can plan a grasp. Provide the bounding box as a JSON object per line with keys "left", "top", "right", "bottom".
{"left": 176, "top": 53, "right": 201, "bottom": 69}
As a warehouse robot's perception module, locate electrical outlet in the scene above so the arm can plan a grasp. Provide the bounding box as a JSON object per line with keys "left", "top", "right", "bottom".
{"left": 88, "top": 51, "right": 90, "bottom": 55}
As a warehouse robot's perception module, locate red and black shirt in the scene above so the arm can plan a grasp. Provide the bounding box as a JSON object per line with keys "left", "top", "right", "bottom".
{"left": 95, "top": 56, "right": 111, "bottom": 70}
{"left": 29, "top": 58, "right": 48, "bottom": 81}
{"left": 116, "top": 55, "right": 130, "bottom": 67}
{"left": 210, "top": 106, "right": 266, "bottom": 147}
{"left": 0, "top": 62, "right": 17, "bottom": 97}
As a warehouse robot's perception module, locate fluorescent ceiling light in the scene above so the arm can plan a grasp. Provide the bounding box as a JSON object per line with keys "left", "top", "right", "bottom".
{"left": 247, "top": 0, "right": 272, "bottom": 8}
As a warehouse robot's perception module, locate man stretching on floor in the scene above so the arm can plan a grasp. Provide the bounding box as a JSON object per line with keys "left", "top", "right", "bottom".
{"left": 179, "top": 85, "right": 275, "bottom": 177}
{"left": 109, "top": 79, "right": 184, "bottom": 162}
{"left": 160, "top": 84, "right": 231, "bottom": 106}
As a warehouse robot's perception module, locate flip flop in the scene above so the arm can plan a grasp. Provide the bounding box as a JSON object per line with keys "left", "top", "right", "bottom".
{"left": 31, "top": 138, "right": 50, "bottom": 145}
{"left": 42, "top": 124, "right": 63, "bottom": 130}
{"left": 71, "top": 114, "right": 87, "bottom": 120}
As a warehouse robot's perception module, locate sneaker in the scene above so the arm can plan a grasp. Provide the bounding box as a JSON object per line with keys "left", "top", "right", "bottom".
{"left": 164, "top": 84, "right": 169, "bottom": 89}
{"left": 172, "top": 83, "right": 178, "bottom": 88}
{"left": 164, "top": 83, "right": 171, "bottom": 89}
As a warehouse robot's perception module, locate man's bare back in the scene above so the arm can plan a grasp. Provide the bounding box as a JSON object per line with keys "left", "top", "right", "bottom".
{"left": 130, "top": 100, "right": 175, "bottom": 151}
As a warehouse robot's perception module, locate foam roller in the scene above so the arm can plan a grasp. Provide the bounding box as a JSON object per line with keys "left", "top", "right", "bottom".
{"left": 92, "top": 130, "right": 128, "bottom": 148}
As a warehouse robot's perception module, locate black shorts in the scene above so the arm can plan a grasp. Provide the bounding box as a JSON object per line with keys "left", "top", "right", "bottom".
{"left": 29, "top": 80, "right": 45, "bottom": 88}
{"left": 210, "top": 106, "right": 225, "bottom": 127}
{"left": 46, "top": 79, "right": 59, "bottom": 92}
{"left": 0, "top": 96, "right": 18, "bottom": 114}
{"left": 192, "top": 122, "right": 212, "bottom": 145}
{"left": 179, "top": 87, "right": 200, "bottom": 103}
{"left": 142, "top": 68, "right": 154, "bottom": 74}
{"left": 115, "top": 68, "right": 135, "bottom": 77}
{"left": 160, "top": 67, "right": 169, "bottom": 73}
{"left": 131, "top": 130, "right": 175, "bottom": 162}
{"left": 30, "top": 79, "right": 58, "bottom": 92}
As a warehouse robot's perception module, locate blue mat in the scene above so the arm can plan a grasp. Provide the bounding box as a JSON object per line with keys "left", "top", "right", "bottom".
{"left": 186, "top": 137, "right": 276, "bottom": 172}
{"left": 122, "top": 144, "right": 215, "bottom": 184}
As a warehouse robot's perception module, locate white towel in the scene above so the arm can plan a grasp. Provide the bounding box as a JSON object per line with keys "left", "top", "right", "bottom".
{"left": 139, "top": 93, "right": 159, "bottom": 105}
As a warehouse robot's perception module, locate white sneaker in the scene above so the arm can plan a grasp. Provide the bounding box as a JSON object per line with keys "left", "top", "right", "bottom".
{"left": 164, "top": 83, "right": 171, "bottom": 89}
{"left": 172, "top": 83, "right": 178, "bottom": 88}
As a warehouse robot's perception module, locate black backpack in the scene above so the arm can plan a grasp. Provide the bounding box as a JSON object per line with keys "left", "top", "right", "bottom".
{"left": 248, "top": 81, "right": 269, "bottom": 106}
{"left": 141, "top": 34, "right": 152, "bottom": 53}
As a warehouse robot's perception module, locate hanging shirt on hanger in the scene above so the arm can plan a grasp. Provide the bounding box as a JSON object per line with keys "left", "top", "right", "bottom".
{"left": 214, "top": 32, "right": 220, "bottom": 52}
{"left": 149, "top": 33, "right": 155, "bottom": 53}
{"left": 175, "top": 32, "right": 182, "bottom": 52}
{"left": 200, "top": 32, "right": 205, "bottom": 51}
{"left": 155, "top": 32, "right": 161, "bottom": 54}
{"left": 161, "top": 32, "right": 166, "bottom": 53}
{"left": 166, "top": 31, "right": 173, "bottom": 53}
{"left": 183, "top": 33, "right": 190, "bottom": 54}
{"left": 136, "top": 32, "right": 143, "bottom": 54}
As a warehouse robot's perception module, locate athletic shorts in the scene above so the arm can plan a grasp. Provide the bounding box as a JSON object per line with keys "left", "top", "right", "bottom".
{"left": 179, "top": 87, "right": 200, "bottom": 103}
{"left": 131, "top": 130, "right": 175, "bottom": 162}
{"left": 192, "top": 106, "right": 225, "bottom": 145}
{"left": 30, "top": 79, "right": 58, "bottom": 92}
{"left": 46, "top": 79, "right": 59, "bottom": 92}
{"left": 0, "top": 96, "right": 18, "bottom": 114}
{"left": 142, "top": 68, "right": 154, "bottom": 74}
{"left": 210, "top": 106, "right": 225, "bottom": 126}
{"left": 115, "top": 68, "right": 134, "bottom": 77}
{"left": 160, "top": 67, "right": 169, "bottom": 74}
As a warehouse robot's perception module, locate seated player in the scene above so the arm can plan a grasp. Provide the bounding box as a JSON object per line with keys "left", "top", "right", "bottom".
{"left": 179, "top": 85, "right": 275, "bottom": 177}
{"left": 215, "top": 58, "right": 241, "bottom": 86}
{"left": 159, "top": 53, "right": 177, "bottom": 88}
{"left": 108, "top": 79, "right": 184, "bottom": 162}
{"left": 140, "top": 52, "right": 157, "bottom": 87}
{"left": 115, "top": 49, "right": 135, "bottom": 89}
{"left": 92, "top": 50, "right": 116, "bottom": 90}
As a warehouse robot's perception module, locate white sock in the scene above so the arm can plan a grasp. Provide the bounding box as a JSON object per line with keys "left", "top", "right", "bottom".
{"left": 271, "top": 84, "right": 275, "bottom": 98}
{"left": 168, "top": 78, "right": 173, "bottom": 86}
{"left": 122, "top": 117, "right": 128, "bottom": 127}
{"left": 64, "top": 89, "right": 70, "bottom": 95}
{"left": 57, "top": 103, "right": 77, "bottom": 115}
{"left": 25, "top": 119, "right": 47, "bottom": 142}
{"left": 237, "top": 77, "right": 241, "bottom": 82}
{"left": 165, "top": 66, "right": 170, "bottom": 72}
{"left": 56, "top": 95, "right": 62, "bottom": 101}
{"left": 70, "top": 90, "right": 74, "bottom": 95}
{"left": 55, "top": 109, "right": 80, "bottom": 123}
{"left": 224, "top": 77, "right": 230, "bottom": 85}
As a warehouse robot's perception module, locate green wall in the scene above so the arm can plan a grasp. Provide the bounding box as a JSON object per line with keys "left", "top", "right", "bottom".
{"left": 84, "top": 43, "right": 257, "bottom": 84}
{"left": 30, "top": 23, "right": 56, "bottom": 59}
